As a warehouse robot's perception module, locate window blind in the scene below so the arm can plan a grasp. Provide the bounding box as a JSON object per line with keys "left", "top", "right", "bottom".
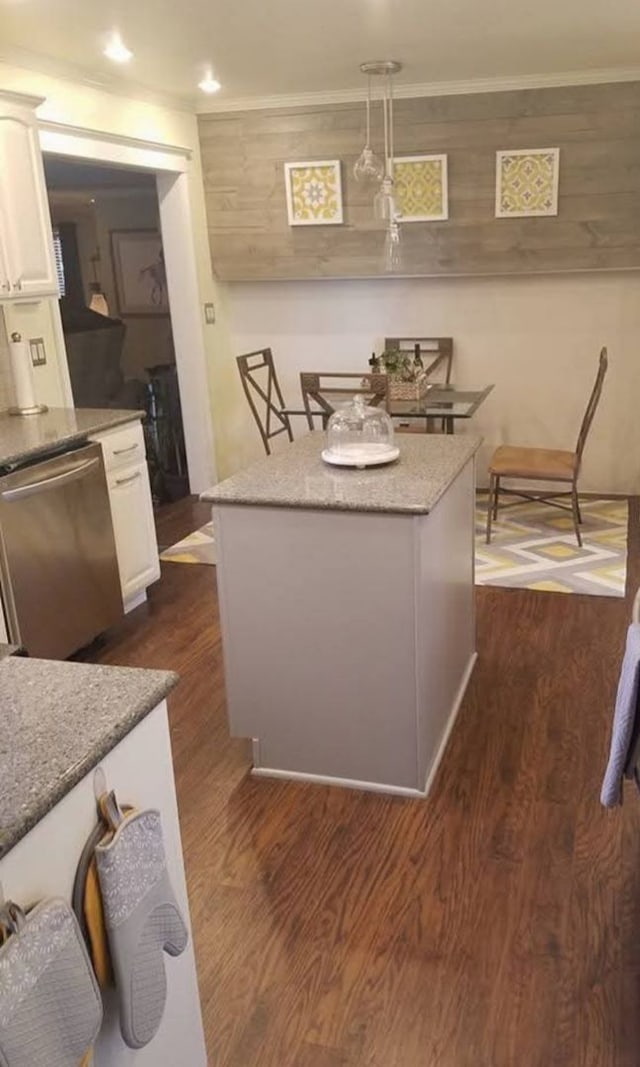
{"left": 52, "top": 227, "right": 66, "bottom": 296}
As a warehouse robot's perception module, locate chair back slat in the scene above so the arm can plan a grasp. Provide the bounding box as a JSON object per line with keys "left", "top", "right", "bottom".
{"left": 237, "top": 348, "right": 293, "bottom": 455}
{"left": 575, "top": 347, "right": 608, "bottom": 465}
{"left": 300, "top": 372, "right": 387, "bottom": 429}
{"left": 384, "top": 337, "right": 454, "bottom": 383}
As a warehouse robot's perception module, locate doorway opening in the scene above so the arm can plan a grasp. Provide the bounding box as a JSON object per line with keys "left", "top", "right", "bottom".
{"left": 43, "top": 155, "right": 189, "bottom": 505}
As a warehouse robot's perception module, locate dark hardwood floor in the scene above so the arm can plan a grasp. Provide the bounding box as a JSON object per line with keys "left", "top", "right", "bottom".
{"left": 87, "top": 495, "right": 640, "bottom": 1067}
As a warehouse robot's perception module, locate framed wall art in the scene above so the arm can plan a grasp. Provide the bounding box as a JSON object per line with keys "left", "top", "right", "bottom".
{"left": 495, "top": 148, "right": 560, "bottom": 218}
{"left": 394, "top": 155, "right": 448, "bottom": 221}
{"left": 111, "top": 230, "right": 169, "bottom": 315}
{"left": 284, "top": 161, "right": 343, "bottom": 226}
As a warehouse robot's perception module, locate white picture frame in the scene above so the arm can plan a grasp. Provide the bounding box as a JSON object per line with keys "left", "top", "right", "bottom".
{"left": 495, "top": 148, "right": 560, "bottom": 218}
{"left": 393, "top": 154, "right": 449, "bottom": 222}
{"left": 284, "top": 160, "right": 343, "bottom": 226}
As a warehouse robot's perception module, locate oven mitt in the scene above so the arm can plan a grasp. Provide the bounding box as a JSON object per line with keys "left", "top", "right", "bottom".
{"left": 94, "top": 809, "right": 188, "bottom": 1049}
{"left": 0, "top": 898, "right": 102, "bottom": 1067}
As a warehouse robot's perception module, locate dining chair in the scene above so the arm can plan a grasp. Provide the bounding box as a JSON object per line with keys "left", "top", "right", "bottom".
{"left": 384, "top": 337, "right": 454, "bottom": 383}
{"left": 237, "top": 348, "right": 293, "bottom": 455}
{"left": 485, "top": 347, "right": 608, "bottom": 547}
{"left": 300, "top": 371, "right": 388, "bottom": 430}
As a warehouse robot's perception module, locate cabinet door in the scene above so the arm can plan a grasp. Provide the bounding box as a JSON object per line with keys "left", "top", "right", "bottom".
{"left": 107, "top": 461, "right": 160, "bottom": 604}
{"left": 0, "top": 112, "right": 58, "bottom": 299}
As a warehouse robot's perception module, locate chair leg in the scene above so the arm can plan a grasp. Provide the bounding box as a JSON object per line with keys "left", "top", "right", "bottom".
{"left": 486, "top": 474, "right": 496, "bottom": 544}
{"left": 575, "top": 494, "right": 583, "bottom": 524}
{"left": 571, "top": 487, "right": 583, "bottom": 548}
{"left": 493, "top": 476, "right": 500, "bottom": 520}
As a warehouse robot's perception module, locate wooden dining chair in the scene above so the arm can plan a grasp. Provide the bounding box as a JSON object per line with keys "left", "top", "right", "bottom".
{"left": 384, "top": 337, "right": 454, "bottom": 383}
{"left": 300, "top": 371, "right": 388, "bottom": 429}
{"left": 237, "top": 348, "right": 293, "bottom": 455}
{"left": 485, "top": 347, "right": 608, "bottom": 547}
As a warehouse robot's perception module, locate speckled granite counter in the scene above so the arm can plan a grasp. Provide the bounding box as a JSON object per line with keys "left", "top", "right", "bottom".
{"left": 0, "top": 657, "right": 178, "bottom": 858}
{"left": 0, "top": 407, "right": 143, "bottom": 468}
{"left": 203, "top": 432, "right": 482, "bottom": 515}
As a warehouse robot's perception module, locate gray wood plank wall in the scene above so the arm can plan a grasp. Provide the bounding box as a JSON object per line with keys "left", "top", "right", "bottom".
{"left": 198, "top": 81, "right": 640, "bottom": 280}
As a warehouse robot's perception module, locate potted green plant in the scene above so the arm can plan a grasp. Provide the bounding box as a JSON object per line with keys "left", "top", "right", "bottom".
{"left": 369, "top": 347, "right": 428, "bottom": 400}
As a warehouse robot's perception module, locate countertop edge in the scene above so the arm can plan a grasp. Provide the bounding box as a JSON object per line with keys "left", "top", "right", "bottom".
{"left": 0, "top": 667, "right": 179, "bottom": 860}
{"left": 202, "top": 437, "right": 482, "bottom": 514}
{"left": 0, "top": 409, "right": 145, "bottom": 469}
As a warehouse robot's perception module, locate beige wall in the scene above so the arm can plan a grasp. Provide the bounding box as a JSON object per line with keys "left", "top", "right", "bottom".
{"left": 0, "top": 61, "right": 234, "bottom": 478}
{"left": 226, "top": 271, "right": 640, "bottom": 494}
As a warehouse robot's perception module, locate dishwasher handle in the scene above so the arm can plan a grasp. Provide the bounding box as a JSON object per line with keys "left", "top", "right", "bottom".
{"left": 1, "top": 456, "right": 100, "bottom": 502}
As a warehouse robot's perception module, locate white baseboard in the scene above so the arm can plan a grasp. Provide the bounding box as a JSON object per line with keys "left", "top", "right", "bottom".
{"left": 250, "top": 765, "right": 429, "bottom": 798}
{"left": 420, "top": 651, "right": 478, "bottom": 797}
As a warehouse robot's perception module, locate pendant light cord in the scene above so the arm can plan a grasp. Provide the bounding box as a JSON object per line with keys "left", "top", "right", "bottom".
{"left": 388, "top": 71, "right": 394, "bottom": 181}
{"left": 382, "top": 75, "right": 389, "bottom": 178}
{"left": 366, "top": 74, "right": 372, "bottom": 148}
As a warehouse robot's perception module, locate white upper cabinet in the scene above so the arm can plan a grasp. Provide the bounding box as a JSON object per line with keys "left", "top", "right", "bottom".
{"left": 0, "top": 92, "right": 59, "bottom": 301}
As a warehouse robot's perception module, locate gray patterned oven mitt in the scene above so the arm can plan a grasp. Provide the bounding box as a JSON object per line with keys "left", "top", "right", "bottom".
{"left": 0, "top": 898, "right": 102, "bottom": 1067}
{"left": 95, "top": 808, "right": 188, "bottom": 1049}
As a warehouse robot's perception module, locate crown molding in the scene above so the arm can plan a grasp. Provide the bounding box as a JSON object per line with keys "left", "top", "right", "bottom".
{"left": 196, "top": 65, "right": 640, "bottom": 114}
{"left": 0, "top": 44, "right": 193, "bottom": 114}
{"left": 37, "top": 118, "right": 192, "bottom": 158}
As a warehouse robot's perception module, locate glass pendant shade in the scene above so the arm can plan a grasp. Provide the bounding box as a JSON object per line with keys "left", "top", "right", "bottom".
{"left": 353, "top": 146, "right": 384, "bottom": 183}
{"left": 354, "top": 73, "right": 385, "bottom": 184}
{"left": 373, "top": 177, "right": 396, "bottom": 222}
{"left": 384, "top": 219, "right": 402, "bottom": 272}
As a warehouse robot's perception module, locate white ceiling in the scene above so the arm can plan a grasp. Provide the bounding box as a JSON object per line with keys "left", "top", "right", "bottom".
{"left": 1, "top": 0, "right": 640, "bottom": 111}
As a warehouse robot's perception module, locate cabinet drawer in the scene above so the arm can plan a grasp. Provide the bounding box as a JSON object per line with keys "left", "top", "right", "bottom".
{"left": 92, "top": 420, "right": 145, "bottom": 473}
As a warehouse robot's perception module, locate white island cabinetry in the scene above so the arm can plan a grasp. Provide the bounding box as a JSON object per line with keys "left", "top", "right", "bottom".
{"left": 92, "top": 419, "right": 160, "bottom": 611}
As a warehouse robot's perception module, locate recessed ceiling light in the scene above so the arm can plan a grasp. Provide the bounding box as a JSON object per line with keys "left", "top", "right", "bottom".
{"left": 104, "top": 34, "right": 133, "bottom": 63}
{"left": 199, "top": 73, "right": 221, "bottom": 94}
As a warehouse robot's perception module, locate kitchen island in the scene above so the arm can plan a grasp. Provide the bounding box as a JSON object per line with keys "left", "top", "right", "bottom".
{"left": 0, "top": 656, "right": 207, "bottom": 1066}
{"left": 204, "top": 432, "right": 481, "bottom": 797}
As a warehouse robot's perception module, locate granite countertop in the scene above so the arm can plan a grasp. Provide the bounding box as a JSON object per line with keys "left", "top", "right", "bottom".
{"left": 0, "top": 407, "right": 143, "bottom": 468}
{"left": 0, "top": 658, "right": 178, "bottom": 859}
{"left": 203, "top": 432, "right": 482, "bottom": 515}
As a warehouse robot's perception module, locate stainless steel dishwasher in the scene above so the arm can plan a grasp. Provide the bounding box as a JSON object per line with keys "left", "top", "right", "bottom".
{"left": 0, "top": 441, "right": 123, "bottom": 659}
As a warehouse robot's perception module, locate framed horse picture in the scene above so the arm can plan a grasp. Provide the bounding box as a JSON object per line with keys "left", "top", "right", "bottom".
{"left": 111, "top": 230, "right": 169, "bottom": 315}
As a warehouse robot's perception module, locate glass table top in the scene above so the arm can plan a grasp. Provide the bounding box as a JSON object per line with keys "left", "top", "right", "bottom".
{"left": 283, "top": 383, "right": 494, "bottom": 422}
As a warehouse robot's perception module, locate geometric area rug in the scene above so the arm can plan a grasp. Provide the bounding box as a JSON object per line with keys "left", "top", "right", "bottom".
{"left": 475, "top": 494, "right": 628, "bottom": 597}
{"left": 159, "top": 521, "right": 217, "bottom": 565}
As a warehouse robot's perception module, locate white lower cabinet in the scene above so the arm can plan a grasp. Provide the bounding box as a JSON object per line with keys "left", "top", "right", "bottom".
{"left": 92, "top": 421, "right": 160, "bottom": 610}
{"left": 107, "top": 461, "right": 160, "bottom": 606}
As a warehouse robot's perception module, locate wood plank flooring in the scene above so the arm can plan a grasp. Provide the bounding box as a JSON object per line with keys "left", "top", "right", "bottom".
{"left": 85, "top": 495, "right": 640, "bottom": 1066}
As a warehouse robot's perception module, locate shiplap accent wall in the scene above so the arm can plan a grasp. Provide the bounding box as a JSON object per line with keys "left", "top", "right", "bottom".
{"left": 199, "top": 81, "right": 640, "bottom": 281}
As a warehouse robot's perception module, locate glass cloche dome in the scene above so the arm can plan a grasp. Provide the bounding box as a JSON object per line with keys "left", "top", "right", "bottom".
{"left": 322, "top": 394, "right": 398, "bottom": 468}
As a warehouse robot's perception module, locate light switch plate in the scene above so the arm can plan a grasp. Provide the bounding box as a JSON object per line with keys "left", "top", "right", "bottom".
{"left": 29, "top": 337, "right": 46, "bottom": 366}
{"left": 204, "top": 302, "right": 215, "bottom": 325}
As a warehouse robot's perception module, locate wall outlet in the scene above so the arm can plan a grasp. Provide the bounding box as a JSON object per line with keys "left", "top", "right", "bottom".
{"left": 29, "top": 338, "right": 46, "bottom": 366}
{"left": 204, "top": 302, "right": 215, "bottom": 325}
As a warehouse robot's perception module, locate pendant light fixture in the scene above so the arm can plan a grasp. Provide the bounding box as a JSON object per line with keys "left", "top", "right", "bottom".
{"left": 357, "top": 60, "right": 403, "bottom": 270}
{"left": 88, "top": 249, "right": 110, "bottom": 317}
{"left": 353, "top": 73, "right": 384, "bottom": 183}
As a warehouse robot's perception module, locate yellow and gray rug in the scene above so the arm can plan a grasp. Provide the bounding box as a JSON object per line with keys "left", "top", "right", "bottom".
{"left": 475, "top": 495, "right": 627, "bottom": 597}
{"left": 159, "top": 521, "right": 217, "bottom": 565}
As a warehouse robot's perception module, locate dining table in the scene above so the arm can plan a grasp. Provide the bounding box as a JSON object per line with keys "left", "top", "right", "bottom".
{"left": 283, "top": 381, "right": 494, "bottom": 434}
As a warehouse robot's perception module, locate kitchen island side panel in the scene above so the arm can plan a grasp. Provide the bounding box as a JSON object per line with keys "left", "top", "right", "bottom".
{"left": 214, "top": 505, "right": 421, "bottom": 789}
{"left": 415, "top": 459, "right": 477, "bottom": 790}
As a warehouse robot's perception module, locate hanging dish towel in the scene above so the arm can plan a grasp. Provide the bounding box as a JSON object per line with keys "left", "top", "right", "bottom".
{"left": 95, "top": 808, "right": 188, "bottom": 1049}
{"left": 0, "top": 898, "right": 102, "bottom": 1067}
{"left": 601, "top": 622, "right": 640, "bottom": 807}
